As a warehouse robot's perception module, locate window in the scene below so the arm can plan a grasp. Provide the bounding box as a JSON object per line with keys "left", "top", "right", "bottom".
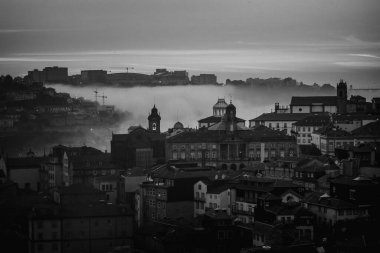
{"left": 198, "top": 184, "right": 202, "bottom": 190}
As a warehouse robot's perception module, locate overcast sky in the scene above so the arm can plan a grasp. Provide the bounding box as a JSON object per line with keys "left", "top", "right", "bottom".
{"left": 1, "top": 0, "right": 380, "bottom": 85}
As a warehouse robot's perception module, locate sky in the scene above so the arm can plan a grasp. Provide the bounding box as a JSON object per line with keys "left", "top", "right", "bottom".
{"left": 1, "top": 0, "right": 380, "bottom": 86}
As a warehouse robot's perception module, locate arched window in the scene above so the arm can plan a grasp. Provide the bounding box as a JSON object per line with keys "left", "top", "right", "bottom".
{"left": 152, "top": 122, "right": 156, "bottom": 130}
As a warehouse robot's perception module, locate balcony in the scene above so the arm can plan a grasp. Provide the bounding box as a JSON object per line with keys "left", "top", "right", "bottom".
{"left": 194, "top": 195, "right": 206, "bottom": 202}
{"left": 231, "top": 206, "right": 254, "bottom": 216}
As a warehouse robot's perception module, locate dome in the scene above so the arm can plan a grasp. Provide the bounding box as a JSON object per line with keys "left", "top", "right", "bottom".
{"left": 173, "top": 121, "right": 184, "bottom": 129}
{"left": 213, "top": 98, "right": 228, "bottom": 109}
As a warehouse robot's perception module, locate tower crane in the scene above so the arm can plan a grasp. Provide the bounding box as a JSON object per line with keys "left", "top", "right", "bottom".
{"left": 99, "top": 93, "right": 107, "bottom": 105}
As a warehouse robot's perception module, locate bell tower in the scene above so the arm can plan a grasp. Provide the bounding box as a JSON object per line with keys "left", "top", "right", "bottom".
{"left": 337, "top": 80, "right": 347, "bottom": 100}
{"left": 148, "top": 105, "right": 161, "bottom": 133}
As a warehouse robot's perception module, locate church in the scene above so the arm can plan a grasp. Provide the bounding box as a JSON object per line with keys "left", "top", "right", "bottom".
{"left": 198, "top": 98, "right": 246, "bottom": 128}
{"left": 167, "top": 101, "right": 297, "bottom": 170}
{"left": 111, "top": 105, "right": 166, "bottom": 169}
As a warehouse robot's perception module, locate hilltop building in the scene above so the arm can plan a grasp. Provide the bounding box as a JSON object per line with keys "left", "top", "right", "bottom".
{"left": 191, "top": 74, "right": 217, "bottom": 85}
{"left": 26, "top": 66, "right": 68, "bottom": 84}
{"left": 81, "top": 70, "right": 107, "bottom": 84}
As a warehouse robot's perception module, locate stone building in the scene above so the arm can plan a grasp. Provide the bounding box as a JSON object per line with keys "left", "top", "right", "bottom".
{"left": 168, "top": 102, "right": 297, "bottom": 169}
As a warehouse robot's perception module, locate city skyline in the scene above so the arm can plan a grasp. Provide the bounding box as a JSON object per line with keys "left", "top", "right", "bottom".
{"left": 1, "top": 0, "right": 380, "bottom": 86}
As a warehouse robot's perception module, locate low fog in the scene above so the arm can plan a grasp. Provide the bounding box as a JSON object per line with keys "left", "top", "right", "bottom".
{"left": 50, "top": 84, "right": 338, "bottom": 132}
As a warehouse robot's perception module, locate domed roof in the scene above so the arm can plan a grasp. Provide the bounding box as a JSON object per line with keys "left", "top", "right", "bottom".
{"left": 173, "top": 121, "right": 184, "bottom": 129}
{"left": 213, "top": 98, "right": 228, "bottom": 109}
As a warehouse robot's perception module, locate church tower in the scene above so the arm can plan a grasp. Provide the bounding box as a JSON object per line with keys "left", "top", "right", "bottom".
{"left": 148, "top": 105, "right": 161, "bottom": 133}
{"left": 337, "top": 80, "right": 347, "bottom": 100}
{"left": 337, "top": 80, "right": 347, "bottom": 114}
{"left": 225, "top": 101, "right": 237, "bottom": 132}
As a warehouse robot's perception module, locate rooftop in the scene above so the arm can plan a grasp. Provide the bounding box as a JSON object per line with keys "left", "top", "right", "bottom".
{"left": 303, "top": 192, "right": 358, "bottom": 209}
{"left": 290, "top": 96, "right": 337, "bottom": 106}
{"left": 250, "top": 113, "right": 311, "bottom": 122}
{"left": 198, "top": 115, "right": 245, "bottom": 123}
{"left": 293, "top": 114, "right": 331, "bottom": 126}
{"left": 352, "top": 120, "right": 380, "bottom": 137}
{"left": 167, "top": 125, "right": 294, "bottom": 143}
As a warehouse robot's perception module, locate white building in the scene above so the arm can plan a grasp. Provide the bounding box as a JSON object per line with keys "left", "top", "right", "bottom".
{"left": 193, "top": 179, "right": 231, "bottom": 217}
{"left": 292, "top": 114, "right": 331, "bottom": 145}
{"left": 303, "top": 193, "right": 369, "bottom": 226}
{"left": 249, "top": 113, "right": 310, "bottom": 135}
{"left": 290, "top": 96, "right": 338, "bottom": 114}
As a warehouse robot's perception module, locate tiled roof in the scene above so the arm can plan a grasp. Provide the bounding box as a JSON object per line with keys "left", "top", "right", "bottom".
{"left": 250, "top": 113, "right": 311, "bottom": 122}
{"left": 352, "top": 120, "right": 380, "bottom": 137}
{"left": 198, "top": 115, "right": 245, "bottom": 123}
{"left": 333, "top": 114, "right": 379, "bottom": 121}
{"left": 303, "top": 192, "right": 357, "bottom": 209}
{"left": 331, "top": 176, "right": 377, "bottom": 187}
{"left": 59, "top": 183, "right": 103, "bottom": 195}
{"left": 167, "top": 126, "right": 295, "bottom": 143}
{"left": 314, "top": 127, "right": 351, "bottom": 137}
{"left": 290, "top": 96, "right": 337, "bottom": 106}
{"left": 266, "top": 203, "right": 310, "bottom": 216}
{"left": 293, "top": 114, "right": 331, "bottom": 126}
{"left": 207, "top": 180, "right": 231, "bottom": 194}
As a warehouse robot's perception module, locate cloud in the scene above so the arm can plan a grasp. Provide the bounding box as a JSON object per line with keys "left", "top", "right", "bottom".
{"left": 348, "top": 53, "right": 380, "bottom": 59}
{"left": 334, "top": 61, "right": 380, "bottom": 68}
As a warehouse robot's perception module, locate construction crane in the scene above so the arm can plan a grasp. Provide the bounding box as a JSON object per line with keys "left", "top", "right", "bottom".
{"left": 126, "top": 67, "right": 134, "bottom": 73}
{"left": 94, "top": 89, "right": 99, "bottom": 102}
{"left": 99, "top": 93, "right": 107, "bottom": 105}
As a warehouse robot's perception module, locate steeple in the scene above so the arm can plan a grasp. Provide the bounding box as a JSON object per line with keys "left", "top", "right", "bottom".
{"left": 148, "top": 104, "right": 161, "bottom": 133}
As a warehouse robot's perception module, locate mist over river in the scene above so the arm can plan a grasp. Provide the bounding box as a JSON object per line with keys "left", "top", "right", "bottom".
{"left": 35, "top": 84, "right": 379, "bottom": 153}
{"left": 49, "top": 84, "right": 378, "bottom": 132}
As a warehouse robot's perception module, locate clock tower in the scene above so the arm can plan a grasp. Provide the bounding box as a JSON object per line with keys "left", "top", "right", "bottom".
{"left": 148, "top": 105, "right": 161, "bottom": 133}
